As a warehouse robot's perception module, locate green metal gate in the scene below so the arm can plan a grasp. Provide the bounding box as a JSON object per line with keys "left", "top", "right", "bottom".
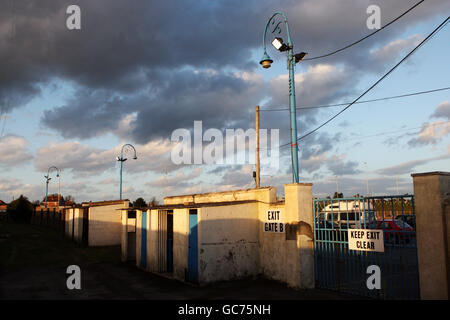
{"left": 313, "top": 195, "right": 420, "bottom": 299}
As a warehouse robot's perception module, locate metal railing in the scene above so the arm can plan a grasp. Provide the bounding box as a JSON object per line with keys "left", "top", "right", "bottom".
{"left": 313, "top": 195, "right": 420, "bottom": 299}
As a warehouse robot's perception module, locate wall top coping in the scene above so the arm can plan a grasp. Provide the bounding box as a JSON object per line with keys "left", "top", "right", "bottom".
{"left": 118, "top": 200, "right": 259, "bottom": 211}
{"left": 284, "top": 183, "right": 313, "bottom": 187}
{"left": 163, "top": 186, "right": 274, "bottom": 200}
{"left": 81, "top": 199, "right": 130, "bottom": 207}
{"left": 411, "top": 171, "right": 450, "bottom": 177}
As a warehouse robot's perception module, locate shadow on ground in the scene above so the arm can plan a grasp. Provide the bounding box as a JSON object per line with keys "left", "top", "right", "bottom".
{"left": 0, "top": 221, "right": 364, "bottom": 300}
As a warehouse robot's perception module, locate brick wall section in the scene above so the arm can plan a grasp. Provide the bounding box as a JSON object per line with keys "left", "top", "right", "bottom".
{"left": 88, "top": 200, "right": 129, "bottom": 246}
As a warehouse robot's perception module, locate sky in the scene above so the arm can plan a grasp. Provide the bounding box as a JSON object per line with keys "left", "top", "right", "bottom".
{"left": 0, "top": 0, "right": 449, "bottom": 204}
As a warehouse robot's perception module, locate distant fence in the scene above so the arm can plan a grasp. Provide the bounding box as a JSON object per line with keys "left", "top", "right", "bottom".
{"left": 374, "top": 210, "right": 414, "bottom": 219}
{"left": 0, "top": 211, "right": 10, "bottom": 222}
{"left": 30, "top": 207, "right": 66, "bottom": 233}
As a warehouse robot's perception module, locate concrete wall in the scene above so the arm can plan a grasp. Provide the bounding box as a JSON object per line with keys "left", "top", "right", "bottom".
{"left": 258, "top": 202, "right": 286, "bottom": 283}
{"left": 138, "top": 185, "right": 315, "bottom": 289}
{"left": 135, "top": 210, "right": 143, "bottom": 268}
{"left": 147, "top": 209, "right": 160, "bottom": 273}
{"left": 88, "top": 200, "right": 129, "bottom": 246}
{"left": 121, "top": 210, "right": 127, "bottom": 262}
{"left": 198, "top": 202, "right": 259, "bottom": 284}
{"left": 120, "top": 209, "right": 137, "bottom": 262}
{"left": 64, "top": 208, "right": 74, "bottom": 240}
{"left": 73, "top": 208, "right": 84, "bottom": 244}
{"left": 173, "top": 208, "right": 189, "bottom": 282}
{"left": 412, "top": 172, "right": 450, "bottom": 300}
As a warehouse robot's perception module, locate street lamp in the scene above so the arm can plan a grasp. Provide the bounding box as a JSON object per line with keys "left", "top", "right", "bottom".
{"left": 260, "top": 12, "right": 307, "bottom": 183}
{"left": 44, "top": 166, "right": 60, "bottom": 209}
{"left": 117, "top": 143, "right": 137, "bottom": 200}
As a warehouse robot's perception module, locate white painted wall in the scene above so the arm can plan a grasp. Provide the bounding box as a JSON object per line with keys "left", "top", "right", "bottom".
{"left": 173, "top": 208, "right": 189, "bottom": 282}
{"left": 137, "top": 185, "right": 315, "bottom": 289}
{"left": 198, "top": 202, "right": 259, "bottom": 284}
{"left": 88, "top": 201, "right": 129, "bottom": 246}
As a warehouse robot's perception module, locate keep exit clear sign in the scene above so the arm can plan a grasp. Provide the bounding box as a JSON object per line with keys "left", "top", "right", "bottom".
{"left": 264, "top": 209, "right": 284, "bottom": 233}
{"left": 348, "top": 229, "right": 384, "bottom": 252}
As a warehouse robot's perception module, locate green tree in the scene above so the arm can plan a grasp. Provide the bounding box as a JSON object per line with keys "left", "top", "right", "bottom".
{"left": 133, "top": 197, "right": 147, "bottom": 208}
{"left": 7, "top": 195, "right": 34, "bottom": 223}
{"left": 333, "top": 192, "right": 343, "bottom": 199}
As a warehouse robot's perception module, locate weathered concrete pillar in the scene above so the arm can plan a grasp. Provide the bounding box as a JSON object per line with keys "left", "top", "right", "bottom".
{"left": 284, "top": 183, "right": 315, "bottom": 289}
{"left": 411, "top": 171, "right": 450, "bottom": 300}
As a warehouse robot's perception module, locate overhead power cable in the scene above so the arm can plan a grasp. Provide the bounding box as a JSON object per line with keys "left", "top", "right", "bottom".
{"left": 345, "top": 120, "right": 450, "bottom": 142}
{"left": 260, "top": 87, "right": 450, "bottom": 111}
{"left": 303, "top": 0, "right": 425, "bottom": 61}
{"left": 277, "top": 15, "right": 449, "bottom": 149}
{"left": 259, "top": 120, "right": 450, "bottom": 151}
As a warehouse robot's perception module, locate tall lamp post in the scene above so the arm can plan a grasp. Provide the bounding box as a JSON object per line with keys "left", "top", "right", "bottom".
{"left": 117, "top": 143, "right": 137, "bottom": 200}
{"left": 260, "top": 12, "right": 307, "bottom": 183}
{"left": 44, "top": 166, "right": 60, "bottom": 209}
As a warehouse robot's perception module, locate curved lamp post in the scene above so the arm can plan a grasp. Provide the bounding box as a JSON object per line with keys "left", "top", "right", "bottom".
{"left": 44, "top": 166, "right": 60, "bottom": 208}
{"left": 260, "top": 12, "right": 307, "bottom": 183}
{"left": 117, "top": 143, "right": 137, "bottom": 200}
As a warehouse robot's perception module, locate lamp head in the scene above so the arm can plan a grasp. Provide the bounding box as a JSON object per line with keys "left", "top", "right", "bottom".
{"left": 259, "top": 52, "right": 273, "bottom": 69}
{"left": 116, "top": 156, "right": 120, "bottom": 161}
{"left": 272, "top": 37, "right": 290, "bottom": 52}
{"left": 294, "top": 52, "right": 308, "bottom": 63}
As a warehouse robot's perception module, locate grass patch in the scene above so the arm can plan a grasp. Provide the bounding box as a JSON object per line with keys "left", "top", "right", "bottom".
{"left": 0, "top": 221, "right": 121, "bottom": 269}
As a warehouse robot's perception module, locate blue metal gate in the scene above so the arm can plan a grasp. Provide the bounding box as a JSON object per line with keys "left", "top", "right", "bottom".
{"left": 187, "top": 209, "right": 198, "bottom": 283}
{"left": 141, "top": 211, "right": 147, "bottom": 269}
{"left": 313, "top": 195, "right": 420, "bottom": 299}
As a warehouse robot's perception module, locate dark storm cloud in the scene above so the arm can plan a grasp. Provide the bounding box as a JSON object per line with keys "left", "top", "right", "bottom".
{"left": 1, "top": 0, "right": 269, "bottom": 112}
{"left": 1, "top": 0, "right": 448, "bottom": 145}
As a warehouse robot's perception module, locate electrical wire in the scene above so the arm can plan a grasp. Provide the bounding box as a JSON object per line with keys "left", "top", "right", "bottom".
{"left": 345, "top": 120, "right": 450, "bottom": 142}
{"left": 258, "top": 120, "right": 450, "bottom": 151}
{"left": 303, "top": 0, "right": 426, "bottom": 61}
{"left": 259, "top": 87, "right": 450, "bottom": 111}
{"left": 277, "top": 15, "right": 449, "bottom": 149}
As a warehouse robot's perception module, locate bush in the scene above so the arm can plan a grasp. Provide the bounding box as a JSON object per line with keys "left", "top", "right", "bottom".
{"left": 133, "top": 197, "right": 147, "bottom": 208}
{"left": 7, "top": 195, "right": 34, "bottom": 223}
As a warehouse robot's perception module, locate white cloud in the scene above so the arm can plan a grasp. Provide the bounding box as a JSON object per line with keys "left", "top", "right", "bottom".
{"left": 34, "top": 139, "right": 177, "bottom": 176}
{"left": 0, "top": 178, "right": 42, "bottom": 202}
{"left": 371, "top": 34, "right": 424, "bottom": 63}
{"left": 376, "top": 151, "right": 450, "bottom": 175}
{"left": 408, "top": 101, "right": 450, "bottom": 147}
{"left": 269, "top": 64, "right": 351, "bottom": 108}
{"left": 0, "top": 134, "right": 33, "bottom": 167}
{"left": 408, "top": 121, "right": 450, "bottom": 147}
{"left": 147, "top": 167, "right": 203, "bottom": 188}
{"left": 115, "top": 112, "right": 138, "bottom": 139}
